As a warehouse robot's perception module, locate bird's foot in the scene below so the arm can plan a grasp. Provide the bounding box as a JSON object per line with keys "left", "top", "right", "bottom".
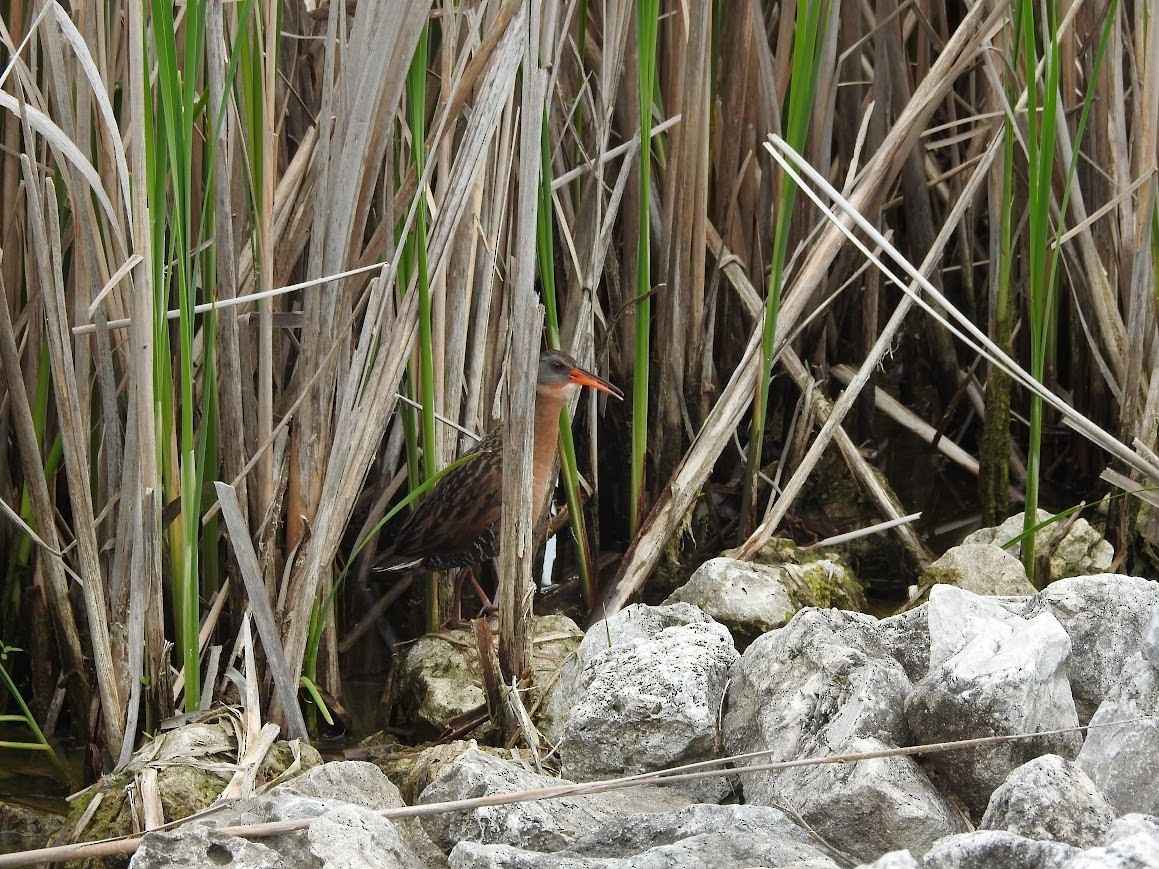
{"left": 441, "top": 605, "right": 498, "bottom": 631}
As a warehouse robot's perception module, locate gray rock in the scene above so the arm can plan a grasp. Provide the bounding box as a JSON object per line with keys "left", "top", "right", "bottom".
{"left": 1067, "top": 817, "right": 1159, "bottom": 868}
{"left": 545, "top": 604, "right": 738, "bottom": 803}
{"left": 450, "top": 846, "right": 594, "bottom": 867}
{"left": 308, "top": 803, "right": 429, "bottom": 869}
{"left": 569, "top": 802, "right": 839, "bottom": 867}
{"left": 905, "top": 586, "right": 1081, "bottom": 816}
{"left": 577, "top": 601, "right": 714, "bottom": 649}
{"left": 920, "top": 543, "right": 1036, "bottom": 597}
{"left": 1143, "top": 607, "right": 1159, "bottom": 670}
{"left": 395, "top": 632, "right": 487, "bottom": 735}
{"left": 193, "top": 792, "right": 330, "bottom": 830}
{"left": 921, "top": 830, "right": 1079, "bottom": 868}
{"left": 1076, "top": 654, "right": 1159, "bottom": 815}
{"left": 131, "top": 800, "right": 429, "bottom": 869}
{"left": 271, "top": 760, "right": 445, "bottom": 867}
{"left": 1106, "top": 814, "right": 1159, "bottom": 844}
{"left": 272, "top": 759, "right": 405, "bottom": 808}
{"left": 448, "top": 804, "right": 841, "bottom": 868}
{"left": 729, "top": 538, "right": 867, "bottom": 611}
{"left": 1025, "top": 575, "right": 1159, "bottom": 723}
{"left": 980, "top": 754, "right": 1115, "bottom": 848}
{"left": 877, "top": 604, "right": 931, "bottom": 683}
{"left": 398, "top": 616, "right": 582, "bottom": 739}
{"left": 856, "top": 852, "right": 920, "bottom": 869}
{"left": 541, "top": 603, "right": 718, "bottom": 742}
{"left": 780, "top": 736, "right": 969, "bottom": 863}
{"left": 417, "top": 747, "right": 691, "bottom": 853}
{"left": 191, "top": 793, "right": 316, "bottom": 833}
{"left": 879, "top": 592, "right": 1031, "bottom": 686}
{"left": 663, "top": 556, "right": 797, "bottom": 648}
{"left": 725, "top": 608, "right": 912, "bottom": 763}
{"left": 130, "top": 826, "right": 284, "bottom": 869}
{"left": 724, "top": 608, "right": 967, "bottom": 861}
{"left": 1061, "top": 833, "right": 1159, "bottom": 868}
{"left": 173, "top": 761, "right": 441, "bottom": 868}
{"left": 923, "top": 584, "right": 1031, "bottom": 670}
{"left": 963, "top": 510, "right": 1113, "bottom": 582}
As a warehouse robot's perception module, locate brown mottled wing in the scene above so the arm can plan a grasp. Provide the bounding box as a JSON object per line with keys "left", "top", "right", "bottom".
{"left": 375, "top": 427, "right": 504, "bottom": 572}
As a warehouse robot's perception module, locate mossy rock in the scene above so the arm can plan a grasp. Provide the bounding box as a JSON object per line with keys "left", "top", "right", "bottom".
{"left": 0, "top": 799, "right": 65, "bottom": 854}
{"left": 62, "top": 716, "right": 320, "bottom": 868}
{"left": 357, "top": 738, "right": 540, "bottom": 805}
{"left": 728, "top": 538, "right": 868, "bottom": 612}
{"left": 393, "top": 614, "right": 583, "bottom": 740}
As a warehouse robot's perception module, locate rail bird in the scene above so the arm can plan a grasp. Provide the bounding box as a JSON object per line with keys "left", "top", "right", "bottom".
{"left": 374, "top": 349, "right": 623, "bottom": 624}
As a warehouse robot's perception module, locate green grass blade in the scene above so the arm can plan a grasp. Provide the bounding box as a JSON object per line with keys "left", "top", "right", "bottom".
{"left": 741, "top": 0, "right": 830, "bottom": 538}
{"left": 630, "top": 0, "right": 661, "bottom": 537}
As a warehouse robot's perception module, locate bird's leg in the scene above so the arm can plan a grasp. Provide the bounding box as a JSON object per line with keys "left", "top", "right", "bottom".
{"left": 445, "top": 570, "right": 470, "bottom": 630}
{"left": 465, "top": 567, "right": 498, "bottom": 618}
{"left": 444, "top": 567, "right": 497, "bottom": 629}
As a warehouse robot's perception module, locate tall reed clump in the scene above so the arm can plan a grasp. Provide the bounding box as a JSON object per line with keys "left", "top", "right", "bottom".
{"left": 741, "top": 0, "right": 830, "bottom": 537}
{"left": 1008, "top": 0, "right": 1118, "bottom": 581}
{"left": 144, "top": 0, "right": 210, "bottom": 712}
{"left": 1014, "top": 0, "right": 1061, "bottom": 580}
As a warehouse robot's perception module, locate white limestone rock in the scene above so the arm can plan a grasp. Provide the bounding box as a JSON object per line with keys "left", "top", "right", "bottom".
{"left": 980, "top": 754, "right": 1115, "bottom": 848}
{"left": 1025, "top": 575, "right": 1159, "bottom": 723}
{"left": 663, "top": 556, "right": 797, "bottom": 647}
{"left": 544, "top": 604, "right": 739, "bottom": 803}
{"left": 724, "top": 608, "right": 967, "bottom": 861}
{"left": 905, "top": 586, "right": 1081, "bottom": 815}
{"left": 921, "top": 830, "right": 1078, "bottom": 868}
{"left": 1076, "top": 653, "right": 1159, "bottom": 816}
{"left": 964, "top": 510, "right": 1112, "bottom": 582}
{"left": 920, "top": 543, "right": 1036, "bottom": 597}
{"left": 417, "top": 747, "right": 690, "bottom": 854}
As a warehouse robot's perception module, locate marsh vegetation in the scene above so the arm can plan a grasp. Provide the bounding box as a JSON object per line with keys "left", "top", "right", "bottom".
{"left": 0, "top": 0, "right": 1156, "bottom": 785}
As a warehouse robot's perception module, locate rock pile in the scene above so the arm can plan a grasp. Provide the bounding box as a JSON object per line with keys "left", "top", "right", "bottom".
{"left": 126, "top": 548, "right": 1159, "bottom": 868}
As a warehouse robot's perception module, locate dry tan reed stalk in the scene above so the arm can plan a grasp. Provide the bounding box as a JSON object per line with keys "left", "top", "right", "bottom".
{"left": 215, "top": 482, "right": 309, "bottom": 740}
{"left": 498, "top": 1, "right": 548, "bottom": 682}
{"left": 23, "top": 166, "right": 125, "bottom": 751}
{"left": 0, "top": 268, "right": 86, "bottom": 684}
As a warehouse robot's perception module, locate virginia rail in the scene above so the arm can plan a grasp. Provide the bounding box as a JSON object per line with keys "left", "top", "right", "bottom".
{"left": 374, "top": 350, "right": 623, "bottom": 623}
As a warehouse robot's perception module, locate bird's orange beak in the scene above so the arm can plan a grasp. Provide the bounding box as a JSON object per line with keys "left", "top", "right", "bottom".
{"left": 568, "top": 366, "right": 624, "bottom": 400}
